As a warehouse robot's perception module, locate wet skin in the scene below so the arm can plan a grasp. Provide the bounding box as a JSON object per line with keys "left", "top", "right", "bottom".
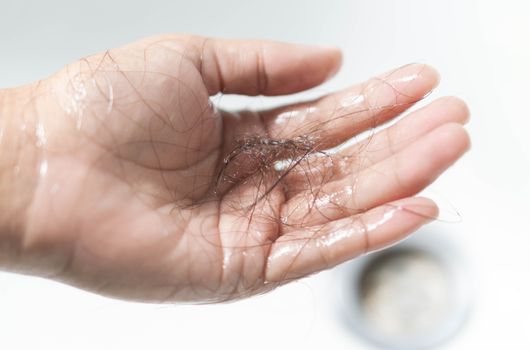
{"left": 0, "top": 35, "right": 470, "bottom": 302}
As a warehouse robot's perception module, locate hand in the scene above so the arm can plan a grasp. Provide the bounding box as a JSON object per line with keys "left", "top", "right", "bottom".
{"left": 0, "top": 35, "right": 470, "bottom": 302}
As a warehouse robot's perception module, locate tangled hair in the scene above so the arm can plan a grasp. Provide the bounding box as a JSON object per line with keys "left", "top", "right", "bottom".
{"left": 208, "top": 94, "right": 412, "bottom": 221}
{"left": 215, "top": 133, "right": 323, "bottom": 204}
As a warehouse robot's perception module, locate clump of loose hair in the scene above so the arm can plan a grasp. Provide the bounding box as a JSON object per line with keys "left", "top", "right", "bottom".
{"left": 214, "top": 133, "right": 326, "bottom": 203}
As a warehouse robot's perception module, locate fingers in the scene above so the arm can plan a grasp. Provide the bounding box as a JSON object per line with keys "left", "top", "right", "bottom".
{"left": 266, "top": 197, "right": 437, "bottom": 282}
{"left": 343, "top": 96, "right": 470, "bottom": 166}
{"left": 194, "top": 37, "right": 342, "bottom": 96}
{"left": 283, "top": 96, "right": 470, "bottom": 192}
{"left": 262, "top": 63, "right": 440, "bottom": 149}
{"left": 281, "top": 123, "right": 470, "bottom": 228}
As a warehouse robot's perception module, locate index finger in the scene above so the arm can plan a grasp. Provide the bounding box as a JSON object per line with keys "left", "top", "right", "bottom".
{"left": 261, "top": 64, "right": 440, "bottom": 149}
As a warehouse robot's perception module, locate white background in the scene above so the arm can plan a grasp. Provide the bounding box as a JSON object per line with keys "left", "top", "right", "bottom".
{"left": 1, "top": 0, "right": 529, "bottom": 349}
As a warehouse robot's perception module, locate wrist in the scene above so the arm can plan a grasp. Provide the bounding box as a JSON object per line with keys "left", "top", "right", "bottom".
{"left": 0, "top": 86, "right": 40, "bottom": 270}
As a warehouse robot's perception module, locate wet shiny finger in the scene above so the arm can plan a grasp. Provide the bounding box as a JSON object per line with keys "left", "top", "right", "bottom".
{"left": 281, "top": 96, "right": 470, "bottom": 195}
{"left": 278, "top": 96, "right": 469, "bottom": 197}
{"left": 280, "top": 123, "right": 469, "bottom": 228}
{"left": 262, "top": 63, "right": 440, "bottom": 149}
{"left": 339, "top": 96, "right": 470, "bottom": 165}
{"left": 266, "top": 197, "right": 437, "bottom": 283}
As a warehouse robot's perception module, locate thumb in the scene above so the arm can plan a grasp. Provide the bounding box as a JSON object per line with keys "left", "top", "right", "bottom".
{"left": 191, "top": 36, "right": 342, "bottom": 96}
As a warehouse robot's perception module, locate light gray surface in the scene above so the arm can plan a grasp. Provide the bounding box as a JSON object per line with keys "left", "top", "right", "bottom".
{"left": 1, "top": 0, "right": 350, "bottom": 87}
{"left": 0, "top": 0, "right": 466, "bottom": 88}
{"left": 1, "top": 0, "right": 530, "bottom": 349}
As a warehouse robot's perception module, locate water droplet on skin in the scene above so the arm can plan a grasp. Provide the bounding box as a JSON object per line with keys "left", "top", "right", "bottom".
{"left": 274, "top": 106, "right": 317, "bottom": 126}
{"left": 35, "top": 121, "right": 47, "bottom": 148}
{"left": 312, "top": 186, "right": 354, "bottom": 210}
{"left": 340, "top": 93, "right": 366, "bottom": 108}
{"left": 55, "top": 74, "right": 90, "bottom": 129}
{"left": 105, "top": 78, "right": 114, "bottom": 115}
{"left": 316, "top": 228, "right": 353, "bottom": 248}
{"left": 365, "top": 207, "right": 401, "bottom": 232}
{"left": 39, "top": 160, "right": 48, "bottom": 177}
{"left": 222, "top": 250, "right": 232, "bottom": 271}
{"left": 275, "top": 109, "right": 301, "bottom": 126}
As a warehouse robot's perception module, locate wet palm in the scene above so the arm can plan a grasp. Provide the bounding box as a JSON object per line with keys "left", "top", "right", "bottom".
{"left": 18, "top": 35, "right": 469, "bottom": 302}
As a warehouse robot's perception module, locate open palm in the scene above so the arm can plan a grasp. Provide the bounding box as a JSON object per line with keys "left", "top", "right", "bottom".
{"left": 21, "top": 35, "right": 469, "bottom": 302}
